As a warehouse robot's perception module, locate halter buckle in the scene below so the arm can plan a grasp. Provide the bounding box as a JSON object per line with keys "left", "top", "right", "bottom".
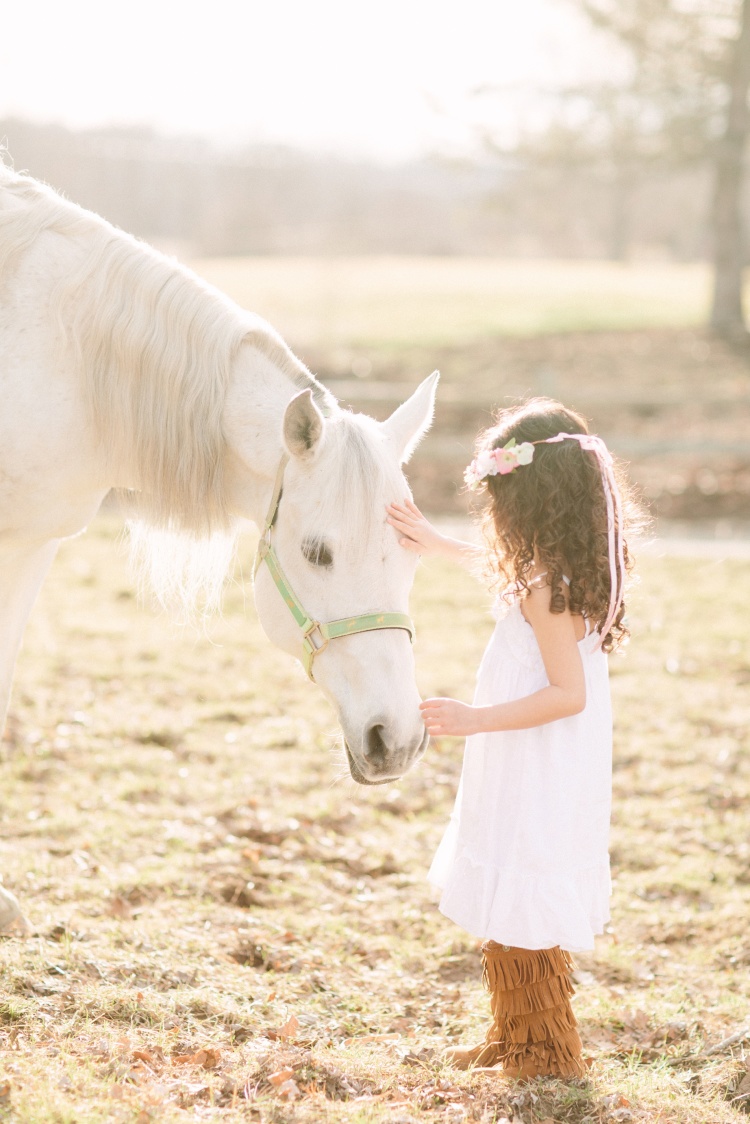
{"left": 302, "top": 621, "right": 329, "bottom": 657}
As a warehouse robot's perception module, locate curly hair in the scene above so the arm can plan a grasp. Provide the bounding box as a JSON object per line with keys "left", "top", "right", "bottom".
{"left": 474, "top": 398, "right": 643, "bottom": 652}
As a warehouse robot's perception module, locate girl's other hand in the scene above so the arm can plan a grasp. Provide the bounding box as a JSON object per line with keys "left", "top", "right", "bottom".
{"left": 386, "top": 499, "right": 445, "bottom": 556}
{"left": 420, "top": 696, "right": 477, "bottom": 737}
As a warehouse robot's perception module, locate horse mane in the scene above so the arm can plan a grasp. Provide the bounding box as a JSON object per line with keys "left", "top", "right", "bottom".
{"left": 0, "top": 163, "right": 408, "bottom": 618}
{"left": 0, "top": 161, "right": 333, "bottom": 541}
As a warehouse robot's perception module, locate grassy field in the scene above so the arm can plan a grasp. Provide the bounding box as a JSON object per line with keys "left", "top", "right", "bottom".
{"left": 0, "top": 517, "right": 749, "bottom": 1123}
{"left": 191, "top": 258, "right": 713, "bottom": 355}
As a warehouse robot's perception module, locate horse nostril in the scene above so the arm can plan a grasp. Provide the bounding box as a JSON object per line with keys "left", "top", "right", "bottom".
{"left": 364, "top": 723, "right": 388, "bottom": 768}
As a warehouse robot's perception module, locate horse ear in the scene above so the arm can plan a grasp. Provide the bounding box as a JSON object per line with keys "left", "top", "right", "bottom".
{"left": 283, "top": 389, "right": 325, "bottom": 460}
{"left": 382, "top": 371, "right": 439, "bottom": 464}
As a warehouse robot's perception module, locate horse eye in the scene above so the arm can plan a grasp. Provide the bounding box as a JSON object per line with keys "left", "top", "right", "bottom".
{"left": 301, "top": 538, "right": 333, "bottom": 568}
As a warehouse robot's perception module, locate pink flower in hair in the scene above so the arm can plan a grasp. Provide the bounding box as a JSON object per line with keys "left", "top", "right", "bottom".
{"left": 494, "top": 447, "right": 520, "bottom": 474}
{"left": 464, "top": 439, "right": 536, "bottom": 488}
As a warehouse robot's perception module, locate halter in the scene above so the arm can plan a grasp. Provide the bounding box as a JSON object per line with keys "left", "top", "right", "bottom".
{"left": 253, "top": 455, "right": 415, "bottom": 680}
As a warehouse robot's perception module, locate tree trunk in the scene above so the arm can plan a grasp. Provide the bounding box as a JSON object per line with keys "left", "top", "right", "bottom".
{"left": 710, "top": 0, "right": 750, "bottom": 341}
{"left": 609, "top": 165, "right": 633, "bottom": 262}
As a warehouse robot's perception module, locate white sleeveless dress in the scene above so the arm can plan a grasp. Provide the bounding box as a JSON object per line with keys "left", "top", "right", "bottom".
{"left": 428, "top": 593, "right": 612, "bottom": 953}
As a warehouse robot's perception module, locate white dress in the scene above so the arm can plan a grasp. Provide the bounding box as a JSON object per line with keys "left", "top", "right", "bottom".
{"left": 428, "top": 593, "right": 612, "bottom": 953}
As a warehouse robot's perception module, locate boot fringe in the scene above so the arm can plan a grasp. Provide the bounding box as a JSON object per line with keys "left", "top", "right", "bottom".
{"left": 502, "top": 1027, "right": 587, "bottom": 1078}
{"left": 482, "top": 943, "right": 575, "bottom": 991}
{"left": 489, "top": 972, "right": 574, "bottom": 1017}
{"left": 498, "top": 1002, "right": 578, "bottom": 1045}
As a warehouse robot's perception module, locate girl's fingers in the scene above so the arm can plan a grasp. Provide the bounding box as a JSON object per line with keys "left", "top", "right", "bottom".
{"left": 386, "top": 512, "right": 417, "bottom": 533}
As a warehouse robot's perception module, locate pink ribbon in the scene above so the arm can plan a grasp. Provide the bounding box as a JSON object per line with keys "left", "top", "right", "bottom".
{"left": 538, "top": 433, "right": 624, "bottom": 650}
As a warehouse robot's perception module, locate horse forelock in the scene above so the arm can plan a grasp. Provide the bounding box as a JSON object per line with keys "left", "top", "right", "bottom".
{"left": 296, "top": 414, "right": 406, "bottom": 555}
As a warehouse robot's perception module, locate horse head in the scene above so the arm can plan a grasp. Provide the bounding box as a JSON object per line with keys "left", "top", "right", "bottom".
{"left": 252, "top": 373, "right": 438, "bottom": 785}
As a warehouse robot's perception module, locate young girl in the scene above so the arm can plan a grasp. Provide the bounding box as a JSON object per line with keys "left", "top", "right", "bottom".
{"left": 387, "top": 398, "right": 639, "bottom": 1080}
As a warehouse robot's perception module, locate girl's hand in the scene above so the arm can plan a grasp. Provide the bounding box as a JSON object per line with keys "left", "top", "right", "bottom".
{"left": 386, "top": 499, "right": 445, "bottom": 556}
{"left": 420, "top": 697, "right": 478, "bottom": 737}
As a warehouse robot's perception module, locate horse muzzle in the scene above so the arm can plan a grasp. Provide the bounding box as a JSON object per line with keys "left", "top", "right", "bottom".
{"left": 345, "top": 722, "right": 429, "bottom": 786}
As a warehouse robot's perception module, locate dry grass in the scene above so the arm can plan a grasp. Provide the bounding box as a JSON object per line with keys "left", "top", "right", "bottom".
{"left": 0, "top": 516, "right": 748, "bottom": 1122}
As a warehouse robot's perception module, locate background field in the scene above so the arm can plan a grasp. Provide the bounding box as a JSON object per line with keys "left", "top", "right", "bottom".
{"left": 192, "top": 259, "right": 714, "bottom": 353}
{"left": 1, "top": 258, "right": 750, "bottom": 1123}
{"left": 193, "top": 258, "right": 750, "bottom": 522}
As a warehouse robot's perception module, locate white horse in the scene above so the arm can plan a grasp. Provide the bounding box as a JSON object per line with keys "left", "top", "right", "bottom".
{"left": 0, "top": 164, "right": 437, "bottom": 931}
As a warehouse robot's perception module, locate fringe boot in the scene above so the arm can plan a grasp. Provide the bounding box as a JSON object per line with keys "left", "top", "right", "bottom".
{"left": 447, "top": 942, "right": 587, "bottom": 1078}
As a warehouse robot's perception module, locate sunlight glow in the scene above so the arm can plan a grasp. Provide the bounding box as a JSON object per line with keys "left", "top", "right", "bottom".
{"left": 0, "top": 0, "right": 602, "bottom": 157}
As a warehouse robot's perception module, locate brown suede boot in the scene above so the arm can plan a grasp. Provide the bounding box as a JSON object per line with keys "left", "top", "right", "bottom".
{"left": 444, "top": 941, "right": 509, "bottom": 1070}
{"left": 484, "top": 942, "right": 587, "bottom": 1079}
{"left": 446, "top": 942, "right": 587, "bottom": 1078}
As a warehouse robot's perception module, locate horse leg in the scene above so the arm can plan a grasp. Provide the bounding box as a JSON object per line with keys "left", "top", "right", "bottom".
{"left": 0, "top": 538, "right": 61, "bottom": 934}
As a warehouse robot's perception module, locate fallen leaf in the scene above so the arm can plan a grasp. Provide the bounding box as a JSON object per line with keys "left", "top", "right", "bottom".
{"left": 172, "top": 1048, "right": 221, "bottom": 1068}
{"left": 268, "top": 1068, "right": 295, "bottom": 1087}
{"left": 0, "top": 1083, "right": 10, "bottom": 1104}
{"left": 130, "top": 1046, "right": 166, "bottom": 1069}
{"left": 276, "top": 1014, "right": 300, "bottom": 1041}
{"left": 132, "top": 1050, "right": 154, "bottom": 1066}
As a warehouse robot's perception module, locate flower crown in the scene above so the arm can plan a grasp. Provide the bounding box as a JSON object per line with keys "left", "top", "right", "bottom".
{"left": 464, "top": 438, "right": 535, "bottom": 490}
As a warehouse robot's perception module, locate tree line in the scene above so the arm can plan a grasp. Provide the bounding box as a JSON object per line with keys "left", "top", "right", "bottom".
{"left": 0, "top": 116, "right": 724, "bottom": 259}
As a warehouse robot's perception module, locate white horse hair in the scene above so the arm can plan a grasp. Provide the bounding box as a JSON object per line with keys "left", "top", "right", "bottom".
{"left": 0, "top": 159, "right": 439, "bottom": 930}
{"left": 1, "top": 164, "right": 336, "bottom": 615}
{"left": 0, "top": 164, "right": 415, "bottom": 607}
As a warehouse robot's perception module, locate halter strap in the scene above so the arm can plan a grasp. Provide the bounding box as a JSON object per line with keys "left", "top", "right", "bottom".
{"left": 253, "top": 456, "right": 414, "bottom": 679}
{"left": 538, "top": 433, "right": 625, "bottom": 649}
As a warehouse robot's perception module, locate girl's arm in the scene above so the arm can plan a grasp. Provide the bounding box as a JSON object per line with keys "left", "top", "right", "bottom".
{"left": 386, "top": 499, "right": 482, "bottom": 569}
{"left": 421, "top": 583, "right": 587, "bottom": 736}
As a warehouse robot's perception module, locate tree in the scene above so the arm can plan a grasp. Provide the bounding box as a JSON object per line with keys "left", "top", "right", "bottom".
{"left": 570, "top": 0, "right": 750, "bottom": 340}
{"left": 711, "top": 0, "right": 750, "bottom": 339}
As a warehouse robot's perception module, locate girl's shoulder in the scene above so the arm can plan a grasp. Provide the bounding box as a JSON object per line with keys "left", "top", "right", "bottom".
{"left": 520, "top": 571, "right": 592, "bottom": 645}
